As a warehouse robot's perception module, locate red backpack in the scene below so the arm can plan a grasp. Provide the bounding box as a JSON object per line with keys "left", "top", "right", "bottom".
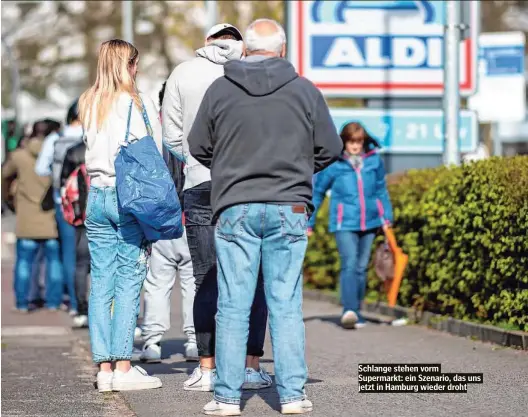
{"left": 61, "top": 164, "right": 90, "bottom": 226}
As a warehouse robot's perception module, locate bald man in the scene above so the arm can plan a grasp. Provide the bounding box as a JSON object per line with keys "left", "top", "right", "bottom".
{"left": 189, "top": 19, "right": 342, "bottom": 416}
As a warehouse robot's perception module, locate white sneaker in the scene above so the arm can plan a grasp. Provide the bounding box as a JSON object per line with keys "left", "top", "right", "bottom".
{"left": 184, "top": 366, "right": 215, "bottom": 391}
{"left": 184, "top": 341, "right": 199, "bottom": 362}
{"left": 203, "top": 400, "right": 241, "bottom": 416}
{"left": 340, "top": 311, "right": 358, "bottom": 329}
{"left": 355, "top": 322, "right": 368, "bottom": 329}
{"left": 242, "top": 367, "right": 272, "bottom": 390}
{"left": 96, "top": 371, "right": 113, "bottom": 393}
{"left": 72, "top": 315, "right": 88, "bottom": 328}
{"left": 112, "top": 365, "right": 162, "bottom": 391}
{"left": 281, "top": 399, "right": 313, "bottom": 415}
{"left": 141, "top": 344, "right": 161, "bottom": 363}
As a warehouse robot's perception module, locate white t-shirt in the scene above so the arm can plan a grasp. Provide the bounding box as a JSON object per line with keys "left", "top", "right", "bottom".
{"left": 84, "top": 92, "right": 162, "bottom": 187}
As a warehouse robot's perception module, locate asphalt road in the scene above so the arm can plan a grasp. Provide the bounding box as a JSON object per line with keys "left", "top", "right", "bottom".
{"left": 2, "top": 213, "right": 528, "bottom": 416}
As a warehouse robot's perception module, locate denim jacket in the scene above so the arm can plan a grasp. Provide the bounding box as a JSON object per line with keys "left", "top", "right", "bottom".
{"left": 309, "top": 149, "right": 393, "bottom": 233}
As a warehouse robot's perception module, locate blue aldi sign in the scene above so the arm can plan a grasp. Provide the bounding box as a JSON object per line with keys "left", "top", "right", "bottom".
{"left": 287, "top": 1, "right": 479, "bottom": 97}
{"left": 331, "top": 108, "right": 478, "bottom": 154}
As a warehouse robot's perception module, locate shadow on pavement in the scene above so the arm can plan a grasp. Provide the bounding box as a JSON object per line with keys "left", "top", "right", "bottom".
{"left": 304, "top": 314, "right": 387, "bottom": 328}
{"left": 242, "top": 375, "right": 324, "bottom": 413}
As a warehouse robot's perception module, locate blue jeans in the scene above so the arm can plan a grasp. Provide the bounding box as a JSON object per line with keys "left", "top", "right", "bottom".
{"left": 55, "top": 199, "right": 77, "bottom": 311}
{"left": 335, "top": 230, "right": 377, "bottom": 319}
{"left": 28, "top": 247, "right": 44, "bottom": 303}
{"left": 14, "top": 239, "right": 62, "bottom": 309}
{"left": 85, "top": 186, "right": 150, "bottom": 363}
{"left": 214, "top": 203, "right": 308, "bottom": 405}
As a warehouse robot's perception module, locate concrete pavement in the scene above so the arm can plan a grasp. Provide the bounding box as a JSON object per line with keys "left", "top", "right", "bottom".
{"left": 2, "top": 213, "right": 528, "bottom": 416}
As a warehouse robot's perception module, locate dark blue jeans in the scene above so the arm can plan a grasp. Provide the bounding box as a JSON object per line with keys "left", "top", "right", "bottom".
{"left": 14, "top": 239, "right": 62, "bottom": 309}
{"left": 335, "top": 230, "right": 377, "bottom": 320}
{"left": 55, "top": 200, "right": 77, "bottom": 311}
{"left": 183, "top": 181, "right": 268, "bottom": 357}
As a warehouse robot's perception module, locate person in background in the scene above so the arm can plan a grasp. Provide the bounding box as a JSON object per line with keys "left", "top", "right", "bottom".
{"left": 60, "top": 138, "right": 90, "bottom": 329}
{"left": 188, "top": 18, "right": 342, "bottom": 416}
{"left": 132, "top": 81, "right": 198, "bottom": 363}
{"left": 1, "top": 133, "right": 62, "bottom": 313}
{"left": 162, "top": 23, "right": 270, "bottom": 392}
{"left": 308, "top": 122, "right": 393, "bottom": 329}
{"left": 36, "top": 102, "right": 84, "bottom": 316}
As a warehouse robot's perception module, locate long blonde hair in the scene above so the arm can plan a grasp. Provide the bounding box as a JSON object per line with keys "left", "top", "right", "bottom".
{"left": 79, "top": 39, "right": 142, "bottom": 131}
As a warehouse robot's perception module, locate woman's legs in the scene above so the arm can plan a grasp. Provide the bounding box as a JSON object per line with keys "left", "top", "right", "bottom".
{"left": 99, "top": 187, "right": 149, "bottom": 371}
{"left": 334, "top": 231, "right": 360, "bottom": 314}
{"left": 111, "top": 216, "right": 149, "bottom": 371}
{"left": 355, "top": 230, "right": 377, "bottom": 321}
{"left": 85, "top": 188, "right": 118, "bottom": 365}
{"left": 14, "top": 239, "right": 40, "bottom": 310}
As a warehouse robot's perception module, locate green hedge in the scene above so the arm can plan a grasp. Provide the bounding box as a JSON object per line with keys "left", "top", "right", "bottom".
{"left": 304, "top": 157, "right": 528, "bottom": 331}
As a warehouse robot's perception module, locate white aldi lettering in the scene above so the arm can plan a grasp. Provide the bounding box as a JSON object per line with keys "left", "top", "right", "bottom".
{"left": 287, "top": 1, "right": 479, "bottom": 97}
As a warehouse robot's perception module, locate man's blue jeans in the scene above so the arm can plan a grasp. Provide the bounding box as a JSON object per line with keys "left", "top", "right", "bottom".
{"left": 85, "top": 186, "right": 150, "bottom": 363}
{"left": 335, "top": 230, "right": 377, "bottom": 319}
{"left": 14, "top": 239, "right": 62, "bottom": 309}
{"left": 55, "top": 199, "right": 77, "bottom": 311}
{"left": 214, "top": 203, "right": 308, "bottom": 405}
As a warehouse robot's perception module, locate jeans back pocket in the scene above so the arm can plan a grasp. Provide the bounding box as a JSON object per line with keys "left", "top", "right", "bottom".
{"left": 279, "top": 205, "right": 308, "bottom": 243}
{"left": 216, "top": 204, "right": 249, "bottom": 242}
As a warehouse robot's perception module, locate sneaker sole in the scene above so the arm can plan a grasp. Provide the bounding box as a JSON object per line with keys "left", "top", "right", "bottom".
{"left": 203, "top": 408, "right": 241, "bottom": 416}
{"left": 184, "top": 383, "right": 214, "bottom": 392}
{"left": 97, "top": 383, "right": 113, "bottom": 393}
{"left": 242, "top": 382, "right": 272, "bottom": 390}
{"left": 341, "top": 316, "right": 357, "bottom": 329}
{"left": 112, "top": 380, "right": 162, "bottom": 391}
{"left": 281, "top": 406, "right": 313, "bottom": 415}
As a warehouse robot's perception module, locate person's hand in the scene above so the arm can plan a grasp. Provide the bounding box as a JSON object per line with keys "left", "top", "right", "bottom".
{"left": 382, "top": 223, "right": 390, "bottom": 233}
{"left": 306, "top": 227, "right": 313, "bottom": 237}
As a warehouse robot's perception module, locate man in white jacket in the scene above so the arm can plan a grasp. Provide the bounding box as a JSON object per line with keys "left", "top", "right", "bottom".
{"left": 162, "top": 24, "right": 270, "bottom": 393}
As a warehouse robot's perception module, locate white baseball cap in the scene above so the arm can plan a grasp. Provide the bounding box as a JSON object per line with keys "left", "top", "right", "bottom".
{"left": 206, "top": 23, "right": 243, "bottom": 41}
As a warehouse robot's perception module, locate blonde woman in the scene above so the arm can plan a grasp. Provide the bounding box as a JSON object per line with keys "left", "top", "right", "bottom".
{"left": 79, "top": 39, "right": 162, "bottom": 392}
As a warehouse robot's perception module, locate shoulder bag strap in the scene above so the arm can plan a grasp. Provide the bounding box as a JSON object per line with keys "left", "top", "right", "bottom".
{"left": 124, "top": 100, "right": 133, "bottom": 144}
{"left": 139, "top": 98, "right": 153, "bottom": 137}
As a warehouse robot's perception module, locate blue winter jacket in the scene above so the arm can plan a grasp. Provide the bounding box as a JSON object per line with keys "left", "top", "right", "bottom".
{"left": 308, "top": 149, "right": 393, "bottom": 233}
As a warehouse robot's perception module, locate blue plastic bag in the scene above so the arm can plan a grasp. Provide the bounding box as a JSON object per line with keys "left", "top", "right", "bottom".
{"left": 115, "top": 99, "right": 183, "bottom": 242}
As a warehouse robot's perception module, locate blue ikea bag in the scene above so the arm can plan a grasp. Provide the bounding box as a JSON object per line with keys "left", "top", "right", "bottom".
{"left": 115, "top": 99, "right": 183, "bottom": 242}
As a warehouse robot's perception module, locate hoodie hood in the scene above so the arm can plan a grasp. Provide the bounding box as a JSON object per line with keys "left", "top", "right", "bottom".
{"left": 224, "top": 57, "right": 299, "bottom": 97}
{"left": 195, "top": 39, "right": 244, "bottom": 65}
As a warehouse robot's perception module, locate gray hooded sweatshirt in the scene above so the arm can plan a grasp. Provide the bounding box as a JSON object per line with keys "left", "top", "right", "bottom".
{"left": 188, "top": 57, "right": 343, "bottom": 220}
{"left": 162, "top": 39, "right": 244, "bottom": 191}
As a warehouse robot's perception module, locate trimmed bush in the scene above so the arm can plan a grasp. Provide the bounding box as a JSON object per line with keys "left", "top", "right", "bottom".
{"left": 304, "top": 157, "right": 528, "bottom": 331}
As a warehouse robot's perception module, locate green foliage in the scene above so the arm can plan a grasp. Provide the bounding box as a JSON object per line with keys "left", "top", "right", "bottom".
{"left": 305, "top": 157, "right": 528, "bottom": 331}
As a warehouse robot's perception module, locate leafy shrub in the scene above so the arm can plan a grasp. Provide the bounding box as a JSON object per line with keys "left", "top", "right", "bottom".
{"left": 304, "top": 157, "right": 528, "bottom": 331}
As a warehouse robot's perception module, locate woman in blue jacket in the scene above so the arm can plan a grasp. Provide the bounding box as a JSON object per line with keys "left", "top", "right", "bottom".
{"left": 308, "top": 122, "right": 393, "bottom": 329}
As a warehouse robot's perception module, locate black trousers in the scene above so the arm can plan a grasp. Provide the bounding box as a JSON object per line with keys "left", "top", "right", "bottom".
{"left": 75, "top": 226, "right": 90, "bottom": 316}
{"left": 183, "top": 181, "right": 268, "bottom": 357}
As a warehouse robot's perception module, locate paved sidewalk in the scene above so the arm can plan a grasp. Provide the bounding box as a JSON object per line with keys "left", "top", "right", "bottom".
{"left": 122, "top": 291, "right": 528, "bottom": 417}
{"left": 2, "top": 214, "right": 528, "bottom": 416}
